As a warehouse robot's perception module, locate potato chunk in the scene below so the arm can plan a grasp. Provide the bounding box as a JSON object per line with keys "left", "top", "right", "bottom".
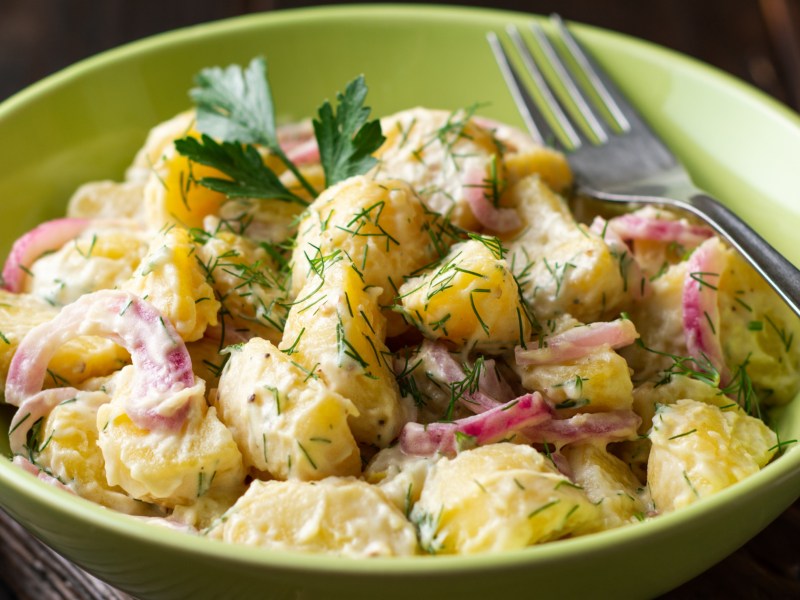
{"left": 36, "top": 390, "right": 153, "bottom": 515}
{"left": 503, "top": 176, "right": 628, "bottom": 322}
{"left": 27, "top": 220, "right": 149, "bottom": 305}
{"left": 123, "top": 225, "right": 220, "bottom": 342}
{"left": 374, "top": 107, "right": 504, "bottom": 230}
{"left": 718, "top": 250, "right": 800, "bottom": 405}
{"left": 281, "top": 259, "right": 405, "bottom": 447}
{"left": 562, "top": 443, "right": 650, "bottom": 529}
{"left": 195, "top": 229, "right": 289, "bottom": 344}
{"left": 207, "top": 478, "right": 418, "bottom": 557}
{"left": 291, "top": 175, "right": 441, "bottom": 335}
{"left": 411, "top": 443, "right": 601, "bottom": 554}
{"left": 142, "top": 137, "right": 228, "bottom": 230}
{"left": 399, "top": 238, "right": 529, "bottom": 353}
{"left": 67, "top": 180, "right": 146, "bottom": 221}
{"left": 515, "top": 345, "right": 634, "bottom": 415}
{"left": 97, "top": 368, "right": 245, "bottom": 507}
{"left": 215, "top": 337, "right": 360, "bottom": 480}
{"left": 647, "top": 399, "right": 777, "bottom": 513}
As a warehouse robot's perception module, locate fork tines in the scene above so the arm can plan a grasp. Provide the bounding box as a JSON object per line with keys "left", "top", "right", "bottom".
{"left": 487, "top": 14, "right": 636, "bottom": 151}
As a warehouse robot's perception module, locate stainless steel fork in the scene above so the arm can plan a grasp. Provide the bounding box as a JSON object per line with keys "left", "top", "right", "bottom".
{"left": 488, "top": 15, "right": 800, "bottom": 318}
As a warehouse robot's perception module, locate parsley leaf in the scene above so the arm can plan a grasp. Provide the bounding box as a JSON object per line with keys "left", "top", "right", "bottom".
{"left": 173, "top": 134, "right": 308, "bottom": 205}
{"left": 177, "top": 59, "right": 385, "bottom": 204}
{"left": 313, "top": 75, "right": 386, "bottom": 187}
{"left": 191, "top": 57, "right": 276, "bottom": 146}
{"left": 182, "top": 56, "right": 317, "bottom": 200}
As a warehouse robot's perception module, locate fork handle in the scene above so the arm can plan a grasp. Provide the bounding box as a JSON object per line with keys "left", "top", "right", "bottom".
{"left": 687, "top": 193, "right": 800, "bottom": 319}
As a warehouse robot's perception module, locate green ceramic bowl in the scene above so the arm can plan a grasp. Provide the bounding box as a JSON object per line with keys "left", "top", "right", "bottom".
{"left": 0, "top": 5, "right": 799, "bottom": 599}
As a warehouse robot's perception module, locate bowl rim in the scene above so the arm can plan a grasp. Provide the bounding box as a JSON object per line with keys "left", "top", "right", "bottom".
{"left": 0, "top": 1, "right": 798, "bottom": 577}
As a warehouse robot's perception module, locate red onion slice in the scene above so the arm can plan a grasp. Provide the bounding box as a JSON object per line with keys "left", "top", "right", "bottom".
{"left": 462, "top": 164, "right": 521, "bottom": 233}
{"left": 12, "top": 455, "right": 76, "bottom": 494}
{"left": 523, "top": 409, "right": 641, "bottom": 448}
{"left": 8, "top": 387, "right": 79, "bottom": 454}
{"left": 515, "top": 318, "right": 639, "bottom": 366}
{"left": 590, "top": 215, "right": 648, "bottom": 300}
{"left": 5, "top": 290, "right": 196, "bottom": 431}
{"left": 408, "top": 340, "right": 505, "bottom": 413}
{"left": 606, "top": 213, "right": 713, "bottom": 247}
{"left": 399, "top": 392, "right": 552, "bottom": 457}
{"left": 682, "top": 238, "right": 729, "bottom": 384}
{"left": 2, "top": 217, "right": 90, "bottom": 292}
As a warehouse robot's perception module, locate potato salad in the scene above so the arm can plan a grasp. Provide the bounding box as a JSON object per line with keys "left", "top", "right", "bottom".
{"left": 2, "top": 58, "right": 798, "bottom": 557}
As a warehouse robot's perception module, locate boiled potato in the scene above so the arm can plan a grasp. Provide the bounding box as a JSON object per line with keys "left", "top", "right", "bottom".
{"left": 142, "top": 128, "right": 229, "bottom": 230}
{"left": 562, "top": 443, "right": 650, "bottom": 529}
{"left": 363, "top": 445, "right": 437, "bottom": 514}
{"left": 291, "top": 175, "right": 441, "bottom": 335}
{"left": 123, "top": 225, "right": 220, "bottom": 342}
{"left": 503, "top": 145, "right": 573, "bottom": 193}
{"left": 67, "top": 180, "right": 146, "bottom": 221}
{"left": 281, "top": 258, "right": 405, "bottom": 447}
{"left": 503, "top": 176, "right": 629, "bottom": 323}
{"left": 126, "top": 110, "right": 196, "bottom": 184}
{"left": 374, "top": 107, "right": 505, "bottom": 230}
{"left": 632, "top": 374, "right": 730, "bottom": 433}
{"left": 718, "top": 249, "right": 800, "bottom": 405}
{"left": 97, "top": 368, "right": 245, "bottom": 507}
{"left": 399, "top": 238, "right": 530, "bottom": 353}
{"left": 515, "top": 340, "right": 634, "bottom": 415}
{"left": 410, "top": 443, "right": 601, "bottom": 554}
{"left": 195, "top": 229, "right": 289, "bottom": 344}
{"left": 27, "top": 220, "right": 149, "bottom": 306}
{"left": 206, "top": 477, "right": 418, "bottom": 557}
{"left": 647, "top": 399, "right": 777, "bottom": 512}
{"left": 620, "top": 259, "right": 689, "bottom": 382}
{"left": 215, "top": 337, "right": 360, "bottom": 481}
{"left": 35, "top": 390, "right": 154, "bottom": 515}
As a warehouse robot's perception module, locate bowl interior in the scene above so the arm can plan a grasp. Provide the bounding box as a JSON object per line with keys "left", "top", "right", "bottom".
{"left": 0, "top": 5, "right": 799, "bottom": 600}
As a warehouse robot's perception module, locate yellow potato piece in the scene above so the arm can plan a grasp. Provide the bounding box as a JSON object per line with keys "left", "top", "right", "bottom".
{"left": 206, "top": 477, "right": 418, "bottom": 557}
{"left": 647, "top": 399, "right": 777, "bottom": 513}
{"left": 0, "top": 290, "right": 129, "bottom": 391}
{"left": 503, "top": 176, "right": 629, "bottom": 323}
{"left": 126, "top": 110, "right": 196, "bottom": 183}
{"left": 195, "top": 230, "right": 289, "bottom": 344}
{"left": 291, "top": 175, "right": 441, "bottom": 336}
{"left": 123, "top": 225, "right": 220, "bottom": 342}
{"left": 363, "top": 445, "right": 436, "bottom": 514}
{"left": 143, "top": 134, "right": 228, "bottom": 230}
{"left": 374, "top": 107, "right": 504, "bottom": 230}
{"left": 399, "top": 238, "right": 530, "bottom": 353}
{"left": 35, "top": 390, "right": 155, "bottom": 515}
{"left": 281, "top": 259, "right": 405, "bottom": 447}
{"left": 515, "top": 344, "right": 634, "bottom": 415}
{"left": 632, "top": 374, "right": 730, "bottom": 433}
{"left": 562, "top": 443, "right": 650, "bottom": 529}
{"left": 411, "top": 443, "right": 601, "bottom": 554}
{"left": 28, "top": 220, "right": 149, "bottom": 305}
{"left": 67, "top": 180, "right": 146, "bottom": 221}
{"left": 503, "top": 146, "right": 573, "bottom": 193}
{"left": 97, "top": 369, "right": 245, "bottom": 507}
{"left": 215, "top": 337, "right": 360, "bottom": 481}
{"left": 620, "top": 260, "right": 689, "bottom": 382}
{"left": 719, "top": 250, "right": 800, "bottom": 405}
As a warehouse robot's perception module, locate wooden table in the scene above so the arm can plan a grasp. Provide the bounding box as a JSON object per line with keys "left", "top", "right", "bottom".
{"left": 0, "top": 1, "right": 799, "bottom": 598}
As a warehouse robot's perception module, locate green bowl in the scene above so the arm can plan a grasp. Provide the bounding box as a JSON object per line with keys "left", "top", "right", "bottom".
{"left": 1, "top": 5, "right": 799, "bottom": 599}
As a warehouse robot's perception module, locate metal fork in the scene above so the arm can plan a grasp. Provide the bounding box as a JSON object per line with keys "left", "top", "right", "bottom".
{"left": 488, "top": 15, "right": 800, "bottom": 318}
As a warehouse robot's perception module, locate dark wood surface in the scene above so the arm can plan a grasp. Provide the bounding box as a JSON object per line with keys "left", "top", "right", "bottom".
{"left": 0, "top": 1, "right": 799, "bottom": 598}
